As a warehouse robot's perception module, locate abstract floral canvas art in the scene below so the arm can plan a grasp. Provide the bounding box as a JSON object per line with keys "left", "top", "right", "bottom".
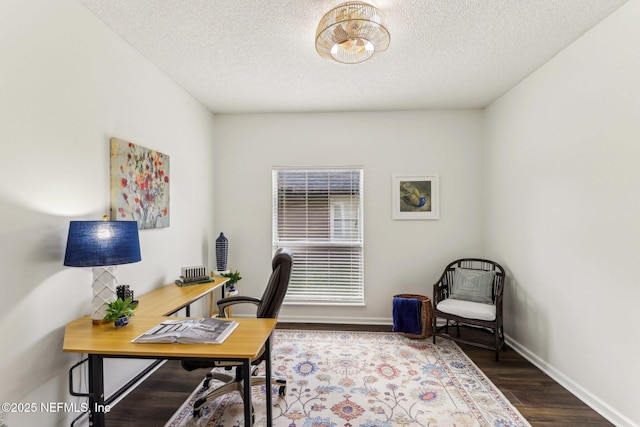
{"left": 110, "top": 138, "right": 170, "bottom": 229}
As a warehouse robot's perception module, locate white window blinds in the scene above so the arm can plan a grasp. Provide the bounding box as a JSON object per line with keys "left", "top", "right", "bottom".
{"left": 272, "top": 168, "right": 364, "bottom": 304}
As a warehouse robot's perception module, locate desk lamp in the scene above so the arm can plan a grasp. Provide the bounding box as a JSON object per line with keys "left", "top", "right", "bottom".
{"left": 64, "top": 218, "right": 141, "bottom": 324}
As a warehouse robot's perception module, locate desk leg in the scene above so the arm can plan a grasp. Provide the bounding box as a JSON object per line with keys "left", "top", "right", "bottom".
{"left": 264, "top": 335, "right": 273, "bottom": 427}
{"left": 208, "top": 284, "right": 227, "bottom": 317}
{"left": 242, "top": 358, "right": 252, "bottom": 427}
{"left": 88, "top": 355, "right": 106, "bottom": 427}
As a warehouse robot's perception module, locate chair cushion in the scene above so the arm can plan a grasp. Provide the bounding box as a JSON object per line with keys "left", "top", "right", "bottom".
{"left": 436, "top": 298, "right": 496, "bottom": 321}
{"left": 450, "top": 267, "right": 495, "bottom": 304}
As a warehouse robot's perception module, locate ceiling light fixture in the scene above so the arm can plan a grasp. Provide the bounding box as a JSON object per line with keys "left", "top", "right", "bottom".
{"left": 316, "top": 1, "right": 390, "bottom": 64}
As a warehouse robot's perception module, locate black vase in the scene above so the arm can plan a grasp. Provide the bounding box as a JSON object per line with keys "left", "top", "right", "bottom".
{"left": 216, "top": 232, "right": 228, "bottom": 272}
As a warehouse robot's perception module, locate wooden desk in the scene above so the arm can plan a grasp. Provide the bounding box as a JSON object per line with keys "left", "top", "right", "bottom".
{"left": 63, "top": 278, "right": 276, "bottom": 427}
{"left": 135, "top": 277, "right": 227, "bottom": 316}
{"left": 63, "top": 316, "right": 276, "bottom": 359}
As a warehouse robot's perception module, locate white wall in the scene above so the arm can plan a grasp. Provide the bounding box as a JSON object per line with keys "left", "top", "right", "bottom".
{"left": 3, "top": 0, "right": 637, "bottom": 425}
{"left": 484, "top": 1, "right": 640, "bottom": 425}
{"left": 0, "top": 0, "right": 216, "bottom": 425}
{"left": 212, "top": 111, "right": 485, "bottom": 323}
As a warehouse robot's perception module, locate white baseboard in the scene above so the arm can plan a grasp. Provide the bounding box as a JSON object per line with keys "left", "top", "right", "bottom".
{"left": 505, "top": 334, "right": 637, "bottom": 427}
{"left": 275, "top": 315, "right": 448, "bottom": 327}
{"left": 275, "top": 314, "right": 392, "bottom": 326}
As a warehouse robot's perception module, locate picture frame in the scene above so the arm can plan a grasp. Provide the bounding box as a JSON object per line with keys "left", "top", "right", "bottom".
{"left": 392, "top": 173, "right": 439, "bottom": 220}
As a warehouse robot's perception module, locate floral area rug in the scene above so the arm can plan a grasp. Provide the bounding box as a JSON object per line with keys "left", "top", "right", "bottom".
{"left": 165, "top": 330, "right": 530, "bottom": 427}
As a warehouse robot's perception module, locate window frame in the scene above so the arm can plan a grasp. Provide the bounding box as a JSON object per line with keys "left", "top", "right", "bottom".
{"left": 272, "top": 167, "right": 365, "bottom": 305}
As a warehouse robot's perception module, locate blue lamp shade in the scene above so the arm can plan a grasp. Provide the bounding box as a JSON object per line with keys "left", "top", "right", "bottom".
{"left": 64, "top": 221, "right": 141, "bottom": 267}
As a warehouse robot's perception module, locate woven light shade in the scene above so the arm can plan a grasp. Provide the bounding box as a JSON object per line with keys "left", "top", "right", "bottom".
{"left": 316, "top": 2, "right": 390, "bottom": 64}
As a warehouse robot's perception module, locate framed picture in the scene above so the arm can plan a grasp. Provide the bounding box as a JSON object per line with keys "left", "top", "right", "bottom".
{"left": 110, "top": 138, "right": 170, "bottom": 229}
{"left": 392, "top": 173, "right": 439, "bottom": 220}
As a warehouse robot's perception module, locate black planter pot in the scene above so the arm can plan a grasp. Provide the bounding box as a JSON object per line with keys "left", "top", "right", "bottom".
{"left": 114, "top": 315, "right": 129, "bottom": 328}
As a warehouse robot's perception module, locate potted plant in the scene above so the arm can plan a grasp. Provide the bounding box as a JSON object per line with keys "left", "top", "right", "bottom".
{"left": 221, "top": 269, "right": 241, "bottom": 293}
{"left": 104, "top": 297, "right": 138, "bottom": 327}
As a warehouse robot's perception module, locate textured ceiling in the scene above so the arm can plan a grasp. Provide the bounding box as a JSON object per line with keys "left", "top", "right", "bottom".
{"left": 76, "top": 0, "right": 628, "bottom": 114}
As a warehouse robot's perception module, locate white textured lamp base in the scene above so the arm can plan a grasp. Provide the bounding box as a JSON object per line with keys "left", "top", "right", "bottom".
{"left": 92, "top": 266, "right": 118, "bottom": 324}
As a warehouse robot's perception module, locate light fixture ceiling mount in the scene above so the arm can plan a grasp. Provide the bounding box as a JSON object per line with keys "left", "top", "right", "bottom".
{"left": 315, "top": 1, "right": 390, "bottom": 64}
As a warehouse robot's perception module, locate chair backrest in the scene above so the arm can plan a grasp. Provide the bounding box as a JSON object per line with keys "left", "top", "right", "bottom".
{"left": 256, "top": 248, "right": 293, "bottom": 318}
{"left": 443, "top": 258, "right": 505, "bottom": 303}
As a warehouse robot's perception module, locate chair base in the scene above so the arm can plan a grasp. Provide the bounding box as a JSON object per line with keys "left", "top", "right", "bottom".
{"left": 434, "top": 322, "right": 505, "bottom": 361}
{"left": 193, "top": 370, "right": 287, "bottom": 418}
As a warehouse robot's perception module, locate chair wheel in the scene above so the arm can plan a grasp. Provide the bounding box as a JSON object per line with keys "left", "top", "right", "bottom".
{"left": 193, "top": 397, "right": 206, "bottom": 418}
{"left": 202, "top": 372, "right": 213, "bottom": 390}
{"left": 278, "top": 385, "right": 286, "bottom": 396}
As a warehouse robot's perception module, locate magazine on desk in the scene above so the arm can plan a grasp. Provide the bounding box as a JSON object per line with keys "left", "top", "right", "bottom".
{"left": 132, "top": 317, "right": 239, "bottom": 344}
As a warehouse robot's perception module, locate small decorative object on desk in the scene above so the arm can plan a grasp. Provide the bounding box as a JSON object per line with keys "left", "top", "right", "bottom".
{"left": 175, "top": 265, "right": 213, "bottom": 286}
{"left": 103, "top": 297, "right": 138, "bottom": 327}
{"left": 215, "top": 232, "right": 229, "bottom": 274}
{"left": 116, "top": 284, "right": 136, "bottom": 304}
{"left": 221, "top": 269, "right": 241, "bottom": 292}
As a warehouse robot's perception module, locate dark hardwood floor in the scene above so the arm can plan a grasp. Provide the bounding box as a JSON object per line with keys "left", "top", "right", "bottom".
{"left": 106, "top": 324, "right": 613, "bottom": 426}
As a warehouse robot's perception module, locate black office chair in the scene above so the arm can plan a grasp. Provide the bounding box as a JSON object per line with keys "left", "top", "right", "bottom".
{"left": 181, "top": 248, "right": 293, "bottom": 418}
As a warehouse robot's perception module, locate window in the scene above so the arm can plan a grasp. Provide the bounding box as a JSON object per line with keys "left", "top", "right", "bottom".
{"left": 272, "top": 167, "right": 364, "bottom": 305}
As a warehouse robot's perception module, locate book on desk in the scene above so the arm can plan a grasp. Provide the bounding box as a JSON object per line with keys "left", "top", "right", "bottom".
{"left": 175, "top": 277, "right": 214, "bottom": 286}
{"left": 131, "top": 317, "right": 238, "bottom": 344}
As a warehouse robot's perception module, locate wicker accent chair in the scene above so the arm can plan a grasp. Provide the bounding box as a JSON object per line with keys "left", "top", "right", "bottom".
{"left": 432, "top": 258, "right": 506, "bottom": 360}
